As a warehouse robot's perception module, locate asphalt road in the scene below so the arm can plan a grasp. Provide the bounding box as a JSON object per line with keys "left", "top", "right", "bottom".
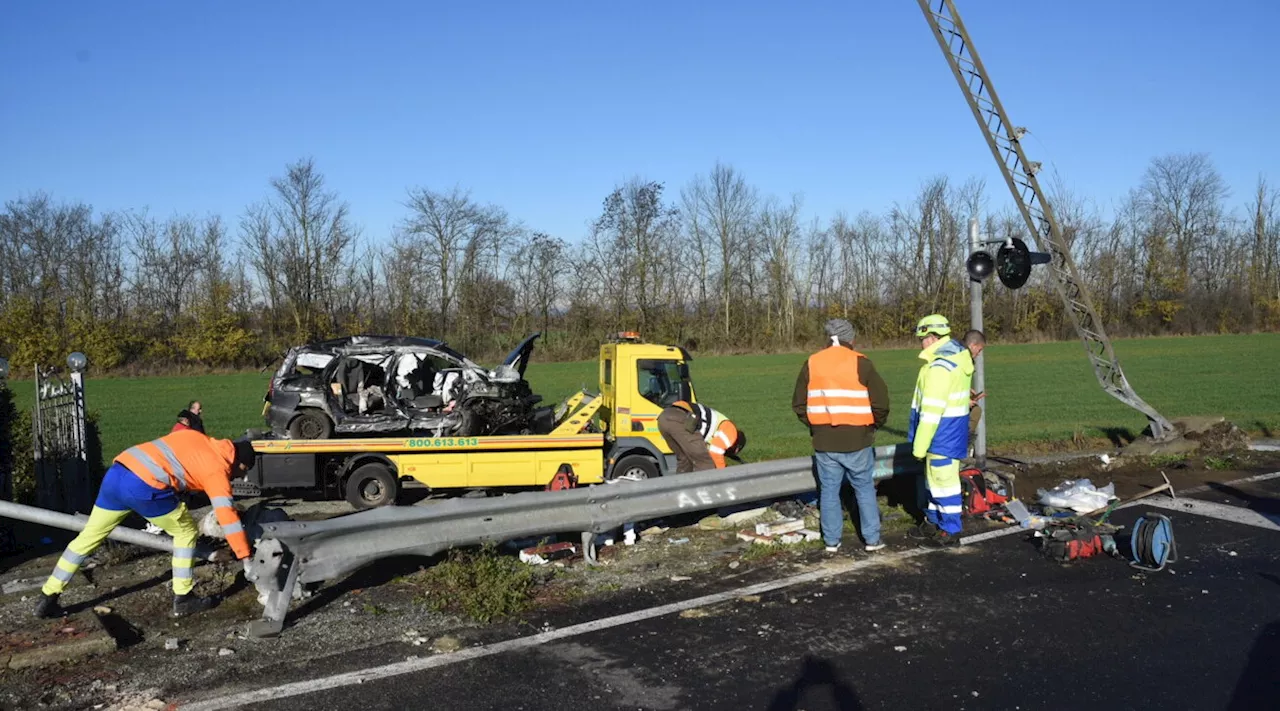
{"left": 188, "top": 475, "right": 1280, "bottom": 711}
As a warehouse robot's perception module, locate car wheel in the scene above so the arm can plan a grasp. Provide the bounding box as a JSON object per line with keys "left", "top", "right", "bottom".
{"left": 609, "top": 454, "right": 660, "bottom": 482}
{"left": 288, "top": 409, "right": 333, "bottom": 440}
{"left": 344, "top": 462, "right": 400, "bottom": 510}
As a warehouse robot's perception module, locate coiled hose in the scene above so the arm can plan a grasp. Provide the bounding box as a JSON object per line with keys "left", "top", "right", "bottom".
{"left": 1130, "top": 513, "right": 1177, "bottom": 572}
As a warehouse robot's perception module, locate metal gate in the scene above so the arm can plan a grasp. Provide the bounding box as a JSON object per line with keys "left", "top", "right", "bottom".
{"left": 32, "top": 353, "right": 91, "bottom": 514}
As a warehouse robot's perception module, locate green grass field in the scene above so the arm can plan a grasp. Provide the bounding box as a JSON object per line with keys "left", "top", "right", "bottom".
{"left": 7, "top": 333, "right": 1277, "bottom": 463}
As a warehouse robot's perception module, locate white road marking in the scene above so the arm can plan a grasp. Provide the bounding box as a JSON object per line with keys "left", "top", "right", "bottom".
{"left": 1138, "top": 498, "right": 1280, "bottom": 532}
{"left": 183, "top": 546, "right": 949, "bottom": 710}
{"left": 182, "top": 470, "right": 1280, "bottom": 710}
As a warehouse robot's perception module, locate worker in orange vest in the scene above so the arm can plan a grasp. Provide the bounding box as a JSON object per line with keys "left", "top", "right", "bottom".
{"left": 680, "top": 401, "right": 746, "bottom": 468}
{"left": 793, "top": 318, "right": 890, "bottom": 554}
{"left": 35, "top": 430, "right": 257, "bottom": 619}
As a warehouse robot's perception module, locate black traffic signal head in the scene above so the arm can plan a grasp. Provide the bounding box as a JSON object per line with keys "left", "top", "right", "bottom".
{"left": 966, "top": 250, "right": 995, "bottom": 281}
{"left": 996, "top": 237, "right": 1033, "bottom": 289}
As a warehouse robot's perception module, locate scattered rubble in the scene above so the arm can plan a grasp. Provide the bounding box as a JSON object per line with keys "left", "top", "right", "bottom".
{"left": 735, "top": 517, "right": 821, "bottom": 546}
{"left": 432, "top": 635, "right": 462, "bottom": 653}
{"left": 1, "top": 611, "right": 118, "bottom": 669}
{"left": 519, "top": 542, "right": 577, "bottom": 565}
{"left": 163, "top": 638, "right": 181, "bottom": 651}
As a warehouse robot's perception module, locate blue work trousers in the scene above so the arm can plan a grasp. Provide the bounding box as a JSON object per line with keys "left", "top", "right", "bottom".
{"left": 814, "top": 448, "right": 881, "bottom": 547}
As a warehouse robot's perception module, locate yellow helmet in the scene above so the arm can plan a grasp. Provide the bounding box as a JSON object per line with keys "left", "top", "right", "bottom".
{"left": 914, "top": 314, "right": 951, "bottom": 338}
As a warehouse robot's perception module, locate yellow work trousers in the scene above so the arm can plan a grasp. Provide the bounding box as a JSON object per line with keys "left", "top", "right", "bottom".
{"left": 42, "top": 502, "right": 199, "bottom": 597}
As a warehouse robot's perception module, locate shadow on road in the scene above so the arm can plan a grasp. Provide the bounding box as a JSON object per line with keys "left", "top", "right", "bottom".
{"left": 1227, "top": 572, "right": 1280, "bottom": 709}
{"left": 768, "top": 655, "right": 864, "bottom": 711}
{"left": 1205, "top": 481, "right": 1280, "bottom": 524}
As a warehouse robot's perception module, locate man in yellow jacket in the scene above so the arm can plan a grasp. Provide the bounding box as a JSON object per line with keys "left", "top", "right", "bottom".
{"left": 906, "top": 315, "right": 982, "bottom": 546}
{"left": 35, "top": 430, "right": 257, "bottom": 619}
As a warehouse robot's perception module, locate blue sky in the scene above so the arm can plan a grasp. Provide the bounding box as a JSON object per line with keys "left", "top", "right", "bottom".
{"left": 1, "top": 1, "right": 1275, "bottom": 246}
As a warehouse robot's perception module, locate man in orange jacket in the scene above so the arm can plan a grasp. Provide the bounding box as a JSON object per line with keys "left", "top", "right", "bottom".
{"left": 35, "top": 430, "right": 257, "bottom": 619}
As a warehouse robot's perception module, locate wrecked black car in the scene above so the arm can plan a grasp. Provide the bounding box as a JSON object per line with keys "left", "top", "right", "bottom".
{"left": 262, "top": 332, "right": 553, "bottom": 439}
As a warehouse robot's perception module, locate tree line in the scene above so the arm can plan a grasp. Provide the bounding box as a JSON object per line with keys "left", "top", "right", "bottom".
{"left": 0, "top": 153, "right": 1276, "bottom": 374}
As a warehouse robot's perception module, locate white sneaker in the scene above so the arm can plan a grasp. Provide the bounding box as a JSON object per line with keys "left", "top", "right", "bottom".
{"left": 864, "top": 543, "right": 886, "bottom": 552}
{"left": 144, "top": 523, "right": 164, "bottom": 535}
{"left": 825, "top": 545, "right": 840, "bottom": 553}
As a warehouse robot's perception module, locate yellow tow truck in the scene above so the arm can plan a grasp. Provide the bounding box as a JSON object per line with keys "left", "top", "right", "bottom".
{"left": 237, "top": 333, "right": 700, "bottom": 509}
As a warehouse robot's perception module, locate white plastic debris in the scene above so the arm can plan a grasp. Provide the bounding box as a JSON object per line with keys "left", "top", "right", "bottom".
{"left": 1037, "top": 479, "right": 1117, "bottom": 513}
{"left": 164, "top": 638, "right": 181, "bottom": 651}
{"left": 218, "top": 648, "right": 235, "bottom": 657}
{"left": 894, "top": 646, "right": 907, "bottom": 652}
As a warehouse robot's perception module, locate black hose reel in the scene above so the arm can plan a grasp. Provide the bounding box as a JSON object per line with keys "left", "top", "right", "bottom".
{"left": 1130, "top": 513, "right": 1178, "bottom": 572}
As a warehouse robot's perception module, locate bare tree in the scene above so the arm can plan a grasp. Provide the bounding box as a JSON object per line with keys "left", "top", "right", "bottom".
{"left": 242, "top": 158, "right": 358, "bottom": 342}
{"left": 398, "top": 185, "right": 512, "bottom": 336}
{"left": 1138, "top": 153, "right": 1229, "bottom": 293}
{"left": 689, "top": 163, "right": 757, "bottom": 337}
{"left": 590, "top": 178, "right": 679, "bottom": 332}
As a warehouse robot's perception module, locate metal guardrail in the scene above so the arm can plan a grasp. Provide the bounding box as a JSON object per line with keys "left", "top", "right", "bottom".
{"left": 243, "top": 443, "right": 923, "bottom": 637}
{"left": 0, "top": 498, "right": 219, "bottom": 560}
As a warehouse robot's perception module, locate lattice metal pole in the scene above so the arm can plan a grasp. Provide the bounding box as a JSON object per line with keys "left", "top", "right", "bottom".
{"left": 917, "top": 0, "right": 1174, "bottom": 440}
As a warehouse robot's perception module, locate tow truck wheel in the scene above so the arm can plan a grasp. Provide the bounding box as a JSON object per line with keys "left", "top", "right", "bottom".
{"left": 610, "top": 454, "right": 659, "bottom": 481}
{"left": 345, "top": 462, "right": 399, "bottom": 510}
{"left": 289, "top": 409, "right": 333, "bottom": 440}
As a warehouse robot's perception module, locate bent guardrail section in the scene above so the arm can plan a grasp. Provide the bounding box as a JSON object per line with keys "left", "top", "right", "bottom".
{"left": 244, "top": 443, "right": 923, "bottom": 637}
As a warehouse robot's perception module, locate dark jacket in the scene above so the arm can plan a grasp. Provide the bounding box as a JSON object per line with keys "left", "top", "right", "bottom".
{"left": 792, "top": 346, "right": 890, "bottom": 453}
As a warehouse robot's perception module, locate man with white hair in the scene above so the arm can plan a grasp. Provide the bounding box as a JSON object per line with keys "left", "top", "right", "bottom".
{"left": 792, "top": 318, "right": 891, "bottom": 554}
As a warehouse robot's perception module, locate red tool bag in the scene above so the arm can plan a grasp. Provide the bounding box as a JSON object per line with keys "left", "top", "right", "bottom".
{"left": 1041, "top": 525, "right": 1111, "bottom": 563}
{"left": 960, "top": 468, "right": 1008, "bottom": 515}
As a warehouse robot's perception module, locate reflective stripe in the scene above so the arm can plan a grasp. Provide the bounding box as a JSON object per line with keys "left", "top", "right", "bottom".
{"left": 807, "top": 389, "right": 869, "bottom": 398}
{"left": 714, "top": 431, "right": 733, "bottom": 446}
{"left": 151, "top": 440, "right": 188, "bottom": 491}
{"left": 61, "top": 550, "right": 88, "bottom": 566}
{"left": 943, "top": 406, "right": 969, "bottom": 417}
{"left": 211, "top": 496, "right": 235, "bottom": 509}
{"left": 173, "top": 547, "right": 195, "bottom": 559}
{"left": 927, "top": 503, "right": 965, "bottom": 514}
{"left": 709, "top": 446, "right": 726, "bottom": 455}
{"left": 931, "top": 360, "right": 957, "bottom": 371}
{"left": 173, "top": 567, "right": 194, "bottom": 579}
{"left": 124, "top": 446, "right": 171, "bottom": 487}
{"left": 807, "top": 406, "right": 873, "bottom": 415}
{"left": 919, "top": 413, "right": 942, "bottom": 424}
{"left": 52, "top": 567, "right": 75, "bottom": 582}
{"left": 221, "top": 521, "right": 244, "bottom": 536}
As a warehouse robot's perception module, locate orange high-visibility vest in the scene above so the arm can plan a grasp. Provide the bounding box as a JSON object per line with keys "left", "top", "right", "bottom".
{"left": 115, "top": 430, "right": 251, "bottom": 559}
{"left": 805, "top": 346, "right": 874, "bottom": 427}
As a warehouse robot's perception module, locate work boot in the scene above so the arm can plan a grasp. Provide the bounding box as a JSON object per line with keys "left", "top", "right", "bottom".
{"left": 172, "top": 593, "right": 218, "bottom": 617}
{"left": 923, "top": 531, "right": 960, "bottom": 548}
{"left": 34, "top": 593, "right": 63, "bottom": 619}
{"left": 907, "top": 522, "right": 938, "bottom": 541}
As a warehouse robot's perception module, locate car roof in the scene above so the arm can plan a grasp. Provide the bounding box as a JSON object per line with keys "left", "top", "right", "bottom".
{"left": 300, "top": 335, "right": 470, "bottom": 361}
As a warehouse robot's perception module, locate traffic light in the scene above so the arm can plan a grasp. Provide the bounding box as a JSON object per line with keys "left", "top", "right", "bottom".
{"left": 994, "top": 238, "right": 1052, "bottom": 289}
{"left": 966, "top": 238, "right": 1051, "bottom": 289}
{"left": 966, "top": 250, "right": 994, "bottom": 281}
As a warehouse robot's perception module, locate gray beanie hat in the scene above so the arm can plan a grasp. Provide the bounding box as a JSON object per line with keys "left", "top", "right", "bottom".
{"left": 824, "top": 318, "right": 856, "bottom": 344}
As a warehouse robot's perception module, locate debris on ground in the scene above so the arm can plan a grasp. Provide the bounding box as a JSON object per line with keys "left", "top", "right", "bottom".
{"left": 1036, "top": 479, "right": 1117, "bottom": 513}
{"left": 519, "top": 542, "right": 577, "bottom": 565}
{"left": 698, "top": 506, "right": 769, "bottom": 530}
{"left": 431, "top": 635, "right": 462, "bottom": 653}
{"left": 1, "top": 611, "right": 118, "bottom": 669}
{"left": 217, "top": 647, "right": 235, "bottom": 656}
{"left": 737, "top": 519, "right": 820, "bottom": 546}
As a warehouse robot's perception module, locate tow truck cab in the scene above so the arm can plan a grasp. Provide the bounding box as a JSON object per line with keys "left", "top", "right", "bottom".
{"left": 241, "top": 332, "right": 700, "bottom": 509}
{"left": 598, "top": 332, "right": 697, "bottom": 481}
